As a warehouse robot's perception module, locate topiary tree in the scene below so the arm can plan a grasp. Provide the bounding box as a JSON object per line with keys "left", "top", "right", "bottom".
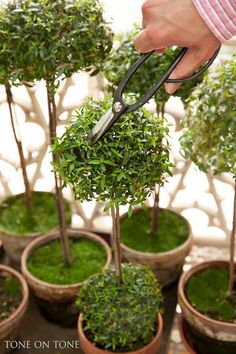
{"left": 0, "top": 6, "right": 32, "bottom": 214}
{"left": 180, "top": 54, "right": 236, "bottom": 296}
{"left": 102, "top": 26, "right": 204, "bottom": 235}
{"left": 52, "top": 96, "right": 173, "bottom": 283}
{"left": 0, "top": 0, "right": 113, "bottom": 264}
{"left": 76, "top": 263, "right": 163, "bottom": 352}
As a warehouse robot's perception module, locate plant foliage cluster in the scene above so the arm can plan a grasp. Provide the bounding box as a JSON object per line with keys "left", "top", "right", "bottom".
{"left": 0, "top": 0, "right": 113, "bottom": 84}
{"left": 77, "top": 263, "right": 163, "bottom": 352}
{"left": 180, "top": 55, "right": 236, "bottom": 178}
{"left": 52, "top": 97, "right": 173, "bottom": 210}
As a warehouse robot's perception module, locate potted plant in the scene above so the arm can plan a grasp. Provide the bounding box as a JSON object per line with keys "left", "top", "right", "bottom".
{"left": 178, "top": 54, "right": 236, "bottom": 353}
{"left": 77, "top": 263, "right": 163, "bottom": 354}
{"left": 102, "top": 27, "right": 200, "bottom": 286}
{"left": 0, "top": 6, "right": 71, "bottom": 263}
{"left": 0, "top": 0, "right": 113, "bottom": 325}
{"left": 52, "top": 95, "right": 173, "bottom": 351}
{"left": 0, "top": 264, "right": 29, "bottom": 354}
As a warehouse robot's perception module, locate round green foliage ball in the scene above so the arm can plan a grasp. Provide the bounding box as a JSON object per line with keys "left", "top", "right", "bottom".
{"left": 77, "top": 263, "right": 163, "bottom": 352}
{"left": 180, "top": 55, "right": 236, "bottom": 178}
{"left": 0, "top": 0, "right": 113, "bottom": 83}
{"left": 53, "top": 96, "right": 173, "bottom": 208}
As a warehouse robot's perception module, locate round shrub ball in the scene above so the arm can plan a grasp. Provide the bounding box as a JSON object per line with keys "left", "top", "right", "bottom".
{"left": 53, "top": 96, "right": 173, "bottom": 208}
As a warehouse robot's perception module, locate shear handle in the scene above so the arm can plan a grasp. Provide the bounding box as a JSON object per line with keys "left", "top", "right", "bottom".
{"left": 113, "top": 46, "right": 220, "bottom": 114}
{"left": 166, "top": 46, "right": 220, "bottom": 83}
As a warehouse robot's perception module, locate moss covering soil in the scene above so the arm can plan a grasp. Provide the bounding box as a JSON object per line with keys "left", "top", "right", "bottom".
{"left": 0, "top": 275, "right": 22, "bottom": 322}
{"left": 0, "top": 191, "right": 71, "bottom": 235}
{"left": 120, "top": 208, "right": 189, "bottom": 253}
{"left": 27, "top": 237, "right": 107, "bottom": 285}
{"left": 186, "top": 267, "right": 235, "bottom": 322}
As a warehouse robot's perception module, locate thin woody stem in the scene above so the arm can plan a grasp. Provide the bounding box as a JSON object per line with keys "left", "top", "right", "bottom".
{"left": 46, "top": 80, "right": 71, "bottom": 266}
{"left": 5, "top": 84, "right": 32, "bottom": 213}
{"left": 150, "top": 186, "right": 160, "bottom": 235}
{"left": 111, "top": 200, "right": 122, "bottom": 284}
{"left": 228, "top": 183, "right": 236, "bottom": 296}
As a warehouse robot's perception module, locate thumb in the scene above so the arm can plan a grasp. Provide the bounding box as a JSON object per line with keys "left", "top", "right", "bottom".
{"left": 164, "top": 48, "right": 206, "bottom": 94}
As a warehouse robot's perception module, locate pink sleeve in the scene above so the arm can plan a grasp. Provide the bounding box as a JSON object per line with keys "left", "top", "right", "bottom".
{"left": 192, "top": 0, "right": 236, "bottom": 42}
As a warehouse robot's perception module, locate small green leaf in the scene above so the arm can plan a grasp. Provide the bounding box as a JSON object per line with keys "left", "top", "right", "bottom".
{"left": 128, "top": 205, "right": 133, "bottom": 218}
{"left": 100, "top": 177, "right": 105, "bottom": 191}
{"left": 103, "top": 201, "right": 112, "bottom": 212}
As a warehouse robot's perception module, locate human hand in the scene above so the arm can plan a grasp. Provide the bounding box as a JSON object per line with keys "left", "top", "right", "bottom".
{"left": 134, "top": 0, "right": 220, "bottom": 93}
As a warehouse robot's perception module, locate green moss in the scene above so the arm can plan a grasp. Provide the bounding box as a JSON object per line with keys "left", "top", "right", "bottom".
{"left": 186, "top": 267, "right": 234, "bottom": 322}
{"left": 3, "top": 277, "right": 20, "bottom": 296}
{"left": 0, "top": 275, "right": 22, "bottom": 321}
{"left": 27, "top": 237, "right": 107, "bottom": 285}
{"left": 120, "top": 208, "right": 189, "bottom": 253}
{"left": 0, "top": 192, "right": 71, "bottom": 235}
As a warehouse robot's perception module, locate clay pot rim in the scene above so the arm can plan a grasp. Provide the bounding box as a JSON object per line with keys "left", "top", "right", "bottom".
{"left": 0, "top": 226, "right": 59, "bottom": 239}
{"left": 178, "top": 260, "right": 236, "bottom": 328}
{"left": 21, "top": 228, "right": 112, "bottom": 290}
{"left": 120, "top": 207, "right": 193, "bottom": 257}
{"left": 78, "top": 312, "right": 163, "bottom": 354}
{"left": 0, "top": 191, "right": 71, "bottom": 238}
{"left": 0, "top": 264, "right": 29, "bottom": 328}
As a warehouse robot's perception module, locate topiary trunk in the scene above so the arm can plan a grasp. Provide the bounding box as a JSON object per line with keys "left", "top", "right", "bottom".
{"left": 46, "top": 80, "right": 71, "bottom": 266}
{"left": 111, "top": 195, "right": 122, "bottom": 284}
{"left": 150, "top": 187, "right": 160, "bottom": 235}
{"left": 5, "top": 83, "right": 32, "bottom": 213}
{"left": 228, "top": 183, "right": 236, "bottom": 296}
{"left": 149, "top": 101, "right": 165, "bottom": 235}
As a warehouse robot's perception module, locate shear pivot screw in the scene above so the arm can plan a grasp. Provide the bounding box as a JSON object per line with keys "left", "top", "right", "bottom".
{"left": 113, "top": 102, "right": 123, "bottom": 113}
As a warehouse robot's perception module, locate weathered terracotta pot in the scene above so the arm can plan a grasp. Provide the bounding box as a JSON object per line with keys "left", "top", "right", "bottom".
{"left": 0, "top": 228, "right": 45, "bottom": 264}
{"left": 178, "top": 315, "right": 197, "bottom": 354}
{"left": 178, "top": 261, "right": 236, "bottom": 343}
{"left": 0, "top": 192, "right": 71, "bottom": 263}
{"left": 120, "top": 208, "right": 193, "bottom": 287}
{"left": 21, "top": 229, "right": 112, "bottom": 326}
{"left": 78, "top": 313, "right": 163, "bottom": 354}
{"left": 0, "top": 265, "right": 29, "bottom": 354}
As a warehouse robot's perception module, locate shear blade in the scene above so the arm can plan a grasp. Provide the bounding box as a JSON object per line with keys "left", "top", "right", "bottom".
{"left": 87, "top": 108, "right": 114, "bottom": 144}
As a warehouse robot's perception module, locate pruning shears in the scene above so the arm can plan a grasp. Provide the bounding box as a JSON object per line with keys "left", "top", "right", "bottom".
{"left": 88, "top": 46, "right": 221, "bottom": 145}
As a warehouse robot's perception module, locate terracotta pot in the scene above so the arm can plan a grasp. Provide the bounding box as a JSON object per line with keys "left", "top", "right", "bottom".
{"left": 0, "top": 265, "right": 29, "bottom": 354}
{"left": 0, "top": 192, "right": 71, "bottom": 263}
{"left": 21, "top": 229, "right": 112, "bottom": 326}
{"left": 178, "top": 260, "right": 236, "bottom": 342}
{"left": 0, "top": 227, "right": 44, "bottom": 264}
{"left": 178, "top": 315, "right": 197, "bottom": 354}
{"left": 120, "top": 208, "right": 193, "bottom": 287}
{"left": 78, "top": 312, "right": 163, "bottom": 354}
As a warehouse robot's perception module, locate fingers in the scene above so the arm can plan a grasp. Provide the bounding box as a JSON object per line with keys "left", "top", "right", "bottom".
{"left": 155, "top": 47, "right": 166, "bottom": 54}
{"left": 164, "top": 48, "right": 209, "bottom": 94}
{"left": 134, "top": 25, "right": 170, "bottom": 53}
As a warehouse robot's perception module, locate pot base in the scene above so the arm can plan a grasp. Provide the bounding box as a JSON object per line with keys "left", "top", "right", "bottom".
{"left": 179, "top": 315, "right": 236, "bottom": 354}
{"left": 78, "top": 313, "right": 163, "bottom": 354}
{"left": 34, "top": 296, "right": 79, "bottom": 327}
